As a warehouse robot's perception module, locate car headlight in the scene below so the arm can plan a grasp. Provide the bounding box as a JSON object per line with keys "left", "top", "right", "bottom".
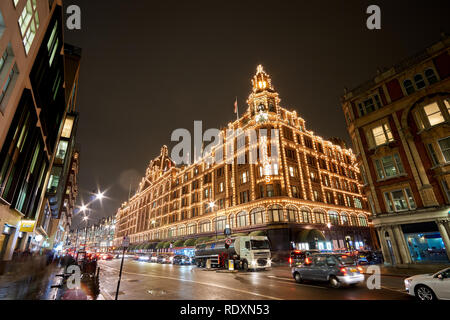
{"left": 404, "top": 279, "right": 412, "bottom": 288}
{"left": 251, "top": 260, "right": 257, "bottom": 266}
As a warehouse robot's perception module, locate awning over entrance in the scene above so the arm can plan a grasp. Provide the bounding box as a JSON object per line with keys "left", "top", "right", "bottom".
{"left": 296, "top": 229, "right": 326, "bottom": 242}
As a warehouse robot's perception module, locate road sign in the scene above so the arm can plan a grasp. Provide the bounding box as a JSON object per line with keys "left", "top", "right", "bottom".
{"left": 225, "top": 238, "right": 232, "bottom": 246}
{"left": 122, "top": 236, "right": 129, "bottom": 248}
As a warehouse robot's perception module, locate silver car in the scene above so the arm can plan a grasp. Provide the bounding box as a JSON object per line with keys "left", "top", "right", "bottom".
{"left": 292, "top": 253, "right": 365, "bottom": 288}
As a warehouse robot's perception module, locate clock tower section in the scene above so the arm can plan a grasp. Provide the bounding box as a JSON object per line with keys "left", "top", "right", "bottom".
{"left": 246, "top": 65, "right": 281, "bottom": 123}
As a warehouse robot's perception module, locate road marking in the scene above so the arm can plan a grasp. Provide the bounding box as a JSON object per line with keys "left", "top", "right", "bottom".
{"left": 267, "top": 276, "right": 327, "bottom": 289}
{"left": 380, "top": 286, "right": 407, "bottom": 294}
{"left": 101, "top": 288, "right": 114, "bottom": 300}
{"left": 100, "top": 264, "right": 283, "bottom": 300}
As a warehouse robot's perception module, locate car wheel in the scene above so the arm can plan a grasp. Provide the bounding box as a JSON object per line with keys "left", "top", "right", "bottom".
{"left": 415, "top": 285, "right": 436, "bottom": 301}
{"left": 242, "top": 261, "right": 249, "bottom": 271}
{"left": 329, "top": 276, "right": 341, "bottom": 289}
{"left": 294, "top": 272, "right": 303, "bottom": 283}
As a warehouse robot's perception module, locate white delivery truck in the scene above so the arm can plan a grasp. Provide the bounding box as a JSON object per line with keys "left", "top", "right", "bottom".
{"left": 194, "top": 235, "right": 271, "bottom": 271}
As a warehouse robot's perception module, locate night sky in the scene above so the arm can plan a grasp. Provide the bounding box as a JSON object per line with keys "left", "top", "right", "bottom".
{"left": 62, "top": 0, "right": 450, "bottom": 228}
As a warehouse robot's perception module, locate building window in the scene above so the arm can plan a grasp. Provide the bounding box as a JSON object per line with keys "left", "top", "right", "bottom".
{"left": 250, "top": 207, "right": 265, "bottom": 225}
{"left": 424, "top": 68, "right": 438, "bottom": 84}
{"left": 314, "top": 211, "right": 326, "bottom": 224}
{"left": 383, "top": 188, "right": 416, "bottom": 212}
{"left": 0, "top": 65, "right": 16, "bottom": 105}
{"left": 403, "top": 79, "right": 415, "bottom": 95}
{"left": 438, "top": 137, "right": 450, "bottom": 162}
{"left": 354, "top": 198, "right": 363, "bottom": 209}
{"left": 424, "top": 102, "right": 445, "bottom": 126}
{"left": 214, "top": 216, "right": 226, "bottom": 231}
{"left": 414, "top": 74, "right": 426, "bottom": 90}
{"left": 199, "top": 220, "right": 211, "bottom": 233}
{"left": 441, "top": 180, "right": 450, "bottom": 203}
{"left": 368, "top": 122, "right": 394, "bottom": 147}
{"left": 427, "top": 144, "right": 440, "bottom": 166}
{"left": 300, "top": 209, "right": 311, "bottom": 223}
{"left": 240, "top": 171, "right": 248, "bottom": 184}
{"left": 341, "top": 213, "right": 349, "bottom": 225}
{"left": 358, "top": 94, "right": 382, "bottom": 116}
{"left": 374, "top": 153, "right": 405, "bottom": 179}
{"left": 18, "top": 0, "right": 39, "bottom": 55}
{"left": 328, "top": 211, "right": 340, "bottom": 225}
{"left": 266, "top": 184, "right": 274, "bottom": 197}
{"left": 291, "top": 185, "right": 300, "bottom": 198}
{"left": 286, "top": 206, "right": 298, "bottom": 222}
{"left": 268, "top": 205, "right": 283, "bottom": 222}
{"left": 358, "top": 215, "right": 368, "bottom": 227}
{"left": 236, "top": 211, "right": 248, "bottom": 227}
{"left": 228, "top": 214, "right": 235, "bottom": 229}
{"left": 218, "top": 182, "right": 224, "bottom": 192}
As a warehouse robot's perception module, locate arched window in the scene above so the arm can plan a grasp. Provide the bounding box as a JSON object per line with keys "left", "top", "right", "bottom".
{"left": 425, "top": 68, "right": 438, "bottom": 84}
{"left": 300, "top": 208, "right": 311, "bottom": 223}
{"left": 403, "top": 79, "right": 415, "bottom": 95}
{"left": 214, "top": 216, "right": 227, "bottom": 231}
{"left": 350, "top": 214, "right": 358, "bottom": 226}
{"left": 414, "top": 74, "right": 426, "bottom": 89}
{"left": 237, "top": 211, "right": 248, "bottom": 227}
{"left": 250, "top": 207, "right": 265, "bottom": 225}
{"left": 178, "top": 225, "right": 186, "bottom": 236}
{"left": 199, "top": 220, "right": 211, "bottom": 233}
{"left": 187, "top": 224, "right": 197, "bottom": 235}
{"left": 228, "top": 214, "right": 235, "bottom": 229}
{"left": 286, "top": 206, "right": 299, "bottom": 222}
{"left": 314, "top": 210, "right": 326, "bottom": 224}
{"left": 168, "top": 227, "right": 176, "bottom": 238}
{"left": 358, "top": 215, "right": 368, "bottom": 227}
{"left": 268, "top": 205, "right": 284, "bottom": 222}
{"left": 328, "top": 211, "right": 340, "bottom": 225}
{"left": 341, "top": 213, "right": 349, "bottom": 226}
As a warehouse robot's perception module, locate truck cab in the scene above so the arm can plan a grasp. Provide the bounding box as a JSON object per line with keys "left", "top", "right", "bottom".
{"left": 235, "top": 236, "right": 271, "bottom": 270}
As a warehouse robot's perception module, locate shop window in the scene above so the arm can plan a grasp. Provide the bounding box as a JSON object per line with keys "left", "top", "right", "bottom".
{"left": 358, "top": 215, "right": 368, "bottom": 227}
{"left": 237, "top": 211, "right": 248, "bottom": 227}
{"left": 268, "top": 205, "right": 283, "bottom": 222}
{"left": 328, "top": 211, "right": 340, "bottom": 225}
{"left": 250, "top": 207, "right": 265, "bottom": 225}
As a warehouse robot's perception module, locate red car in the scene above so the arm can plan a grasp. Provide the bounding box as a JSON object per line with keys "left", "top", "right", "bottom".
{"left": 101, "top": 253, "right": 113, "bottom": 260}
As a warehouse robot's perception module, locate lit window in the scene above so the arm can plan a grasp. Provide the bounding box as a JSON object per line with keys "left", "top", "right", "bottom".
{"left": 354, "top": 198, "right": 362, "bottom": 209}
{"left": 374, "top": 153, "right": 405, "bottom": 179}
{"left": 438, "top": 137, "right": 450, "bottom": 162}
{"left": 370, "top": 122, "right": 394, "bottom": 147}
{"left": 18, "top": 0, "right": 39, "bottom": 55}
{"left": 424, "top": 102, "right": 445, "bottom": 126}
{"left": 61, "top": 116, "right": 74, "bottom": 138}
{"left": 289, "top": 166, "right": 294, "bottom": 177}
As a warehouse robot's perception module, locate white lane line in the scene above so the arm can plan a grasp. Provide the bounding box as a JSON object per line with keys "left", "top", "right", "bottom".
{"left": 381, "top": 286, "right": 407, "bottom": 294}
{"left": 100, "top": 264, "right": 282, "bottom": 300}
{"left": 267, "top": 276, "right": 327, "bottom": 289}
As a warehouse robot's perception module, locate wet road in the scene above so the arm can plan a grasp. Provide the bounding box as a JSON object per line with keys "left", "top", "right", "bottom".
{"left": 97, "top": 259, "right": 412, "bottom": 300}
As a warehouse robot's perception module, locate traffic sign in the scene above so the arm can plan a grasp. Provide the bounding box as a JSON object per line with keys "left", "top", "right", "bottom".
{"left": 122, "top": 236, "right": 129, "bottom": 248}
{"left": 225, "top": 238, "right": 232, "bottom": 245}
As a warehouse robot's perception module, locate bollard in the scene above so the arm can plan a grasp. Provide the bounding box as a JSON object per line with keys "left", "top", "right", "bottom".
{"left": 206, "top": 259, "right": 211, "bottom": 269}
{"left": 228, "top": 260, "right": 234, "bottom": 271}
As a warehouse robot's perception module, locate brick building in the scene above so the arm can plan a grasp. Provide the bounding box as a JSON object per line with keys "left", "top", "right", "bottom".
{"left": 342, "top": 34, "right": 450, "bottom": 266}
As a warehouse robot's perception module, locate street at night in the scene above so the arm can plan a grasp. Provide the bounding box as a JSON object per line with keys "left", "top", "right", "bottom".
{"left": 97, "top": 259, "right": 410, "bottom": 300}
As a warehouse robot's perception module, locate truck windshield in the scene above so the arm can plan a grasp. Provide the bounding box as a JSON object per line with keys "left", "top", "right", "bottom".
{"left": 250, "top": 240, "right": 270, "bottom": 250}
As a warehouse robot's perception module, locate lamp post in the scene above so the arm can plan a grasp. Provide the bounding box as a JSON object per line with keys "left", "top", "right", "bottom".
{"left": 209, "top": 201, "right": 217, "bottom": 240}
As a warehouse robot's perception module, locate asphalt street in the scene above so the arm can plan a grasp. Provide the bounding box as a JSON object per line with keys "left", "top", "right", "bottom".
{"left": 97, "top": 259, "right": 413, "bottom": 300}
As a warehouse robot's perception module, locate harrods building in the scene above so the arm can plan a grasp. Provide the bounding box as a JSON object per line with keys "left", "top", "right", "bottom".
{"left": 114, "top": 66, "right": 373, "bottom": 257}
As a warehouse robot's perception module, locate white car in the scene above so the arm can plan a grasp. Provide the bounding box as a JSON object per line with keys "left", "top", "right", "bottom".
{"left": 404, "top": 267, "right": 450, "bottom": 300}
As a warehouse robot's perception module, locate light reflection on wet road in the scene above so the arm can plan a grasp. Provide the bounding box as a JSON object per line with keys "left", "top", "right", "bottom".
{"left": 98, "top": 259, "right": 412, "bottom": 300}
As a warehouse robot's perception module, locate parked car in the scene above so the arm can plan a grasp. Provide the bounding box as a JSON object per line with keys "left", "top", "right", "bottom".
{"left": 404, "top": 267, "right": 450, "bottom": 300}
{"left": 157, "top": 254, "right": 172, "bottom": 264}
{"left": 172, "top": 255, "right": 192, "bottom": 265}
{"left": 289, "top": 250, "right": 319, "bottom": 267}
{"left": 150, "top": 253, "right": 158, "bottom": 263}
{"left": 354, "top": 250, "right": 383, "bottom": 265}
{"left": 292, "top": 253, "right": 365, "bottom": 288}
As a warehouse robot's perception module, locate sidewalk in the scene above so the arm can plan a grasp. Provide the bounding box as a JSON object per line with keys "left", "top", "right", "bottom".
{"left": 360, "top": 263, "right": 450, "bottom": 278}
{"left": 0, "top": 258, "right": 64, "bottom": 300}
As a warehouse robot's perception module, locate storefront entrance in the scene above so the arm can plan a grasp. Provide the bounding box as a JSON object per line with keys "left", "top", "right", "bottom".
{"left": 402, "top": 222, "right": 450, "bottom": 263}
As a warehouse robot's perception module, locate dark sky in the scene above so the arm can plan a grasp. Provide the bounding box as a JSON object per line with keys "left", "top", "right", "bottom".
{"left": 63, "top": 0, "right": 450, "bottom": 228}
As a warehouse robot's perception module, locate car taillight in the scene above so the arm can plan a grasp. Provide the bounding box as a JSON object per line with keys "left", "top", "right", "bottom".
{"left": 340, "top": 267, "right": 347, "bottom": 275}
{"left": 357, "top": 266, "right": 363, "bottom": 273}
{"left": 305, "top": 258, "right": 311, "bottom": 264}
{"left": 289, "top": 257, "right": 292, "bottom": 264}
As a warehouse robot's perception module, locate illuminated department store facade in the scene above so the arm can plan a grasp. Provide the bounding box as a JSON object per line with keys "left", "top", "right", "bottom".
{"left": 114, "top": 66, "right": 374, "bottom": 257}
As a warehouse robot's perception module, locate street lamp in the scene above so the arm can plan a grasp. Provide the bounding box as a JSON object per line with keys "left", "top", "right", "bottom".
{"left": 209, "top": 201, "right": 217, "bottom": 240}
